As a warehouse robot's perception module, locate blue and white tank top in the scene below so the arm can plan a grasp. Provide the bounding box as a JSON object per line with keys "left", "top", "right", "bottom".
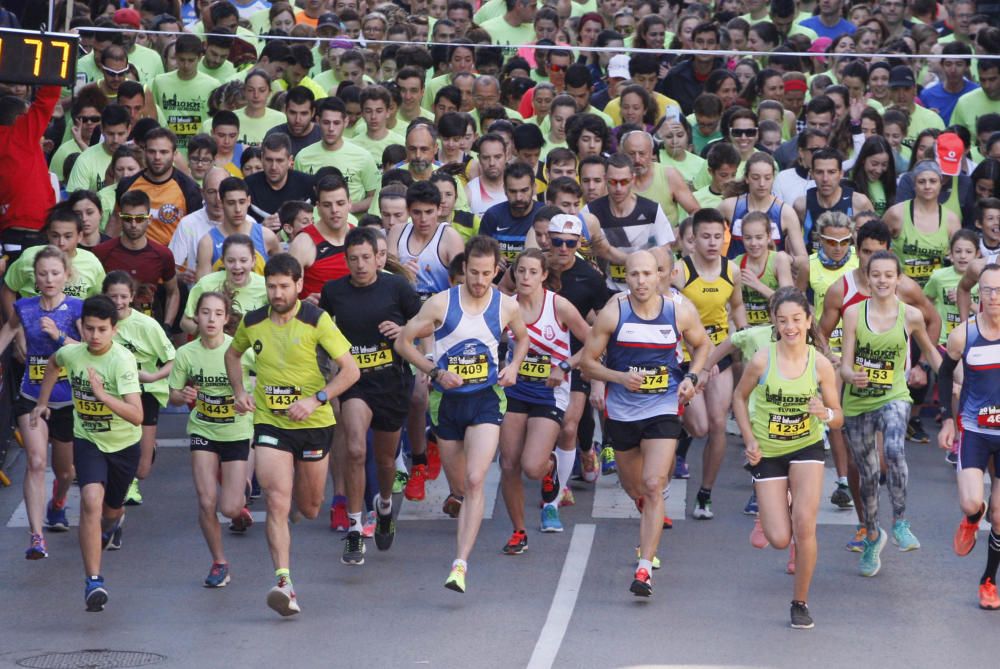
{"left": 605, "top": 293, "right": 684, "bottom": 421}
{"left": 726, "top": 194, "right": 784, "bottom": 259}
{"left": 208, "top": 223, "right": 269, "bottom": 267}
{"left": 14, "top": 295, "right": 83, "bottom": 405}
{"left": 506, "top": 289, "right": 571, "bottom": 410}
{"left": 432, "top": 286, "right": 503, "bottom": 394}
{"left": 959, "top": 320, "right": 1000, "bottom": 435}
{"left": 397, "top": 222, "right": 450, "bottom": 297}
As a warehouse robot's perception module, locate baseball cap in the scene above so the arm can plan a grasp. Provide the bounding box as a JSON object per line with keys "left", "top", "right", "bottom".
{"left": 317, "top": 13, "right": 339, "bottom": 28}
{"left": 608, "top": 54, "right": 630, "bottom": 80}
{"left": 936, "top": 132, "right": 964, "bottom": 176}
{"left": 113, "top": 8, "right": 141, "bottom": 28}
{"left": 548, "top": 214, "right": 583, "bottom": 236}
{"left": 889, "top": 65, "right": 916, "bottom": 88}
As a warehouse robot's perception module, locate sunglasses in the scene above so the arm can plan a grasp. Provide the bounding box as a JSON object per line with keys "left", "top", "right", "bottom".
{"left": 731, "top": 127, "right": 758, "bottom": 138}
{"left": 820, "top": 234, "right": 852, "bottom": 247}
{"left": 102, "top": 65, "right": 130, "bottom": 77}
{"left": 119, "top": 214, "right": 150, "bottom": 223}
{"left": 550, "top": 237, "right": 578, "bottom": 248}
{"left": 608, "top": 177, "right": 633, "bottom": 187}
{"left": 548, "top": 63, "right": 566, "bottom": 73}
{"left": 77, "top": 115, "right": 101, "bottom": 124}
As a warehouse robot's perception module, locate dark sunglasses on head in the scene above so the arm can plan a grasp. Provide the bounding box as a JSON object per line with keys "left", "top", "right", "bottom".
{"left": 550, "top": 237, "right": 578, "bottom": 248}
{"left": 731, "top": 127, "right": 758, "bottom": 138}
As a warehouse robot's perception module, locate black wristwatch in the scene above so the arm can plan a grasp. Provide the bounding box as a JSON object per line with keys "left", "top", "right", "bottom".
{"left": 557, "top": 360, "right": 572, "bottom": 374}
{"left": 429, "top": 367, "right": 441, "bottom": 380}
{"left": 684, "top": 372, "right": 700, "bottom": 385}
{"left": 315, "top": 390, "right": 328, "bottom": 405}
{"left": 918, "top": 361, "right": 931, "bottom": 373}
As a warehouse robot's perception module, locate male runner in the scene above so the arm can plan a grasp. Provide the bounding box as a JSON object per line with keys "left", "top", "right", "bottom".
{"left": 225, "top": 254, "right": 360, "bottom": 616}
{"left": 395, "top": 235, "right": 529, "bottom": 593}
{"left": 581, "top": 251, "right": 709, "bottom": 596}
{"left": 320, "top": 227, "right": 422, "bottom": 562}
{"left": 289, "top": 174, "right": 353, "bottom": 304}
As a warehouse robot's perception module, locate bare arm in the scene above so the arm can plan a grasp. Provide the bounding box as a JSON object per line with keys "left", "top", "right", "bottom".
{"left": 780, "top": 204, "right": 807, "bottom": 260}
{"left": 774, "top": 251, "right": 794, "bottom": 288}
{"left": 817, "top": 277, "right": 845, "bottom": 358}
{"left": 814, "top": 355, "right": 844, "bottom": 429}
{"left": 899, "top": 275, "right": 942, "bottom": 354}
{"left": 882, "top": 202, "right": 904, "bottom": 239}
{"left": 666, "top": 166, "right": 700, "bottom": 216}
{"left": 351, "top": 190, "right": 374, "bottom": 214}
{"left": 733, "top": 349, "right": 767, "bottom": 463}
{"left": 579, "top": 299, "right": 632, "bottom": 386}
{"left": 1, "top": 283, "right": 17, "bottom": 322}
{"left": 163, "top": 276, "right": 180, "bottom": 326}
{"left": 195, "top": 234, "right": 215, "bottom": 280}
{"left": 839, "top": 304, "right": 867, "bottom": 387}
{"left": 263, "top": 227, "right": 282, "bottom": 257}
{"left": 957, "top": 258, "right": 983, "bottom": 321}
{"left": 728, "top": 269, "right": 748, "bottom": 330}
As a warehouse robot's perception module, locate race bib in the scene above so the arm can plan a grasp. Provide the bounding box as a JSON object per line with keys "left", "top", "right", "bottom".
{"left": 903, "top": 258, "right": 940, "bottom": 281}
{"left": 977, "top": 406, "right": 1000, "bottom": 429}
{"left": 633, "top": 365, "right": 670, "bottom": 394}
{"left": 27, "top": 355, "right": 66, "bottom": 382}
{"left": 447, "top": 354, "right": 489, "bottom": 384}
{"left": 73, "top": 389, "right": 112, "bottom": 432}
{"left": 167, "top": 116, "right": 200, "bottom": 136}
{"left": 746, "top": 303, "right": 769, "bottom": 326}
{"left": 352, "top": 343, "right": 394, "bottom": 372}
{"left": 946, "top": 312, "right": 962, "bottom": 334}
{"left": 767, "top": 412, "right": 809, "bottom": 441}
{"left": 264, "top": 385, "right": 301, "bottom": 414}
{"left": 705, "top": 324, "right": 728, "bottom": 345}
{"left": 518, "top": 354, "right": 552, "bottom": 381}
{"left": 195, "top": 391, "right": 235, "bottom": 424}
{"left": 855, "top": 359, "right": 895, "bottom": 391}
{"left": 609, "top": 263, "right": 626, "bottom": 281}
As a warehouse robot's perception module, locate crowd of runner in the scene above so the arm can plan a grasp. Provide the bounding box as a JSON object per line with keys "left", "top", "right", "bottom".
{"left": 2, "top": 0, "right": 1000, "bottom": 630}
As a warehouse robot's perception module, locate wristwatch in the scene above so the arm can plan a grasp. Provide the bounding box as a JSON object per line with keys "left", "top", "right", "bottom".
{"left": 315, "top": 390, "right": 328, "bottom": 405}
{"left": 918, "top": 361, "right": 931, "bottom": 373}
{"left": 684, "top": 372, "right": 700, "bottom": 385}
{"left": 429, "top": 367, "right": 441, "bottom": 380}
{"left": 557, "top": 360, "right": 572, "bottom": 374}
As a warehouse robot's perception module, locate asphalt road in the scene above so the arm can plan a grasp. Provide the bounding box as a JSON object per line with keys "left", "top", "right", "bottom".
{"left": 0, "top": 412, "right": 996, "bottom": 669}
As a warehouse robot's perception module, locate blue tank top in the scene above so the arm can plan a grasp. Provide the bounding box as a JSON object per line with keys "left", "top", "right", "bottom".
{"left": 727, "top": 194, "right": 785, "bottom": 259}
{"left": 959, "top": 320, "right": 1000, "bottom": 435}
{"left": 14, "top": 296, "right": 83, "bottom": 405}
{"left": 432, "top": 286, "right": 503, "bottom": 395}
{"left": 208, "top": 223, "right": 269, "bottom": 266}
{"left": 605, "top": 293, "right": 684, "bottom": 421}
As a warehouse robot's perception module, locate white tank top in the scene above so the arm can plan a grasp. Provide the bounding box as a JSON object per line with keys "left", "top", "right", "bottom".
{"left": 397, "top": 222, "right": 451, "bottom": 296}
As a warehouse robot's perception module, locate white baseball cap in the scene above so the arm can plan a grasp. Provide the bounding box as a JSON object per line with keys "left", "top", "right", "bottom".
{"left": 608, "top": 54, "right": 630, "bottom": 80}
{"left": 547, "top": 213, "right": 583, "bottom": 236}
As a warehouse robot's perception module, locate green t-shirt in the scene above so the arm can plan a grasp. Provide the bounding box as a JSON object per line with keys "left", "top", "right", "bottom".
{"left": 199, "top": 59, "right": 237, "bottom": 83}
{"left": 5, "top": 247, "right": 105, "bottom": 299}
{"left": 352, "top": 130, "right": 406, "bottom": 169}
{"left": 474, "top": 0, "right": 506, "bottom": 23}
{"left": 904, "top": 103, "right": 946, "bottom": 142}
{"left": 691, "top": 185, "right": 724, "bottom": 212}
{"left": 185, "top": 271, "right": 268, "bottom": 321}
{"left": 151, "top": 71, "right": 221, "bottom": 148}
{"left": 234, "top": 107, "right": 286, "bottom": 147}
{"left": 50, "top": 140, "right": 82, "bottom": 185}
{"left": 295, "top": 139, "right": 380, "bottom": 203}
{"left": 660, "top": 150, "right": 710, "bottom": 191}
{"left": 231, "top": 301, "right": 352, "bottom": 430}
{"left": 687, "top": 113, "right": 722, "bottom": 154}
{"left": 128, "top": 44, "right": 165, "bottom": 82}
{"left": 113, "top": 310, "right": 176, "bottom": 407}
{"left": 729, "top": 324, "right": 773, "bottom": 360}
{"left": 56, "top": 341, "right": 142, "bottom": 452}
{"left": 169, "top": 335, "right": 253, "bottom": 443}
{"left": 868, "top": 179, "right": 888, "bottom": 218}
{"left": 952, "top": 88, "right": 1000, "bottom": 135}
{"left": 480, "top": 16, "right": 536, "bottom": 58}
{"left": 66, "top": 143, "right": 113, "bottom": 193}
{"left": 924, "top": 265, "right": 979, "bottom": 344}
{"left": 97, "top": 185, "right": 116, "bottom": 231}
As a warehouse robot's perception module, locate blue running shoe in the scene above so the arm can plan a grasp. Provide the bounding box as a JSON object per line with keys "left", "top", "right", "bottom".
{"left": 25, "top": 533, "right": 48, "bottom": 560}
{"left": 892, "top": 519, "right": 920, "bottom": 551}
{"left": 673, "top": 456, "right": 690, "bottom": 479}
{"left": 846, "top": 525, "right": 867, "bottom": 552}
{"left": 744, "top": 491, "right": 759, "bottom": 515}
{"left": 101, "top": 513, "right": 124, "bottom": 551}
{"left": 600, "top": 446, "right": 617, "bottom": 476}
{"left": 204, "top": 562, "right": 231, "bottom": 588}
{"left": 45, "top": 502, "right": 69, "bottom": 532}
{"left": 859, "top": 526, "right": 887, "bottom": 577}
{"left": 85, "top": 576, "right": 108, "bottom": 612}
{"left": 540, "top": 504, "right": 563, "bottom": 533}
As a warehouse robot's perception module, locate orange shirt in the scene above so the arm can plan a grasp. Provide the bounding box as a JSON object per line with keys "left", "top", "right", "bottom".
{"left": 116, "top": 171, "right": 203, "bottom": 247}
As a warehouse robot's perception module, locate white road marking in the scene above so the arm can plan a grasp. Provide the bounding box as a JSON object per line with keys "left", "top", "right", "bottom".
{"left": 817, "top": 467, "right": 862, "bottom": 526}
{"left": 156, "top": 438, "right": 189, "bottom": 448}
{"left": 6, "top": 471, "right": 81, "bottom": 528}
{"left": 592, "top": 472, "right": 687, "bottom": 520}
{"left": 526, "top": 523, "right": 596, "bottom": 669}
{"left": 398, "top": 461, "right": 500, "bottom": 520}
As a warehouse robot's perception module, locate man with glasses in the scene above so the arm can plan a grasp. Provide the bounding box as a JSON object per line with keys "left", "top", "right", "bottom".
{"left": 96, "top": 46, "right": 133, "bottom": 100}
{"left": 93, "top": 190, "right": 180, "bottom": 325}
{"left": 170, "top": 167, "right": 227, "bottom": 286}
{"left": 939, "top": 0, "right": 976, "bottom": 44}
{"left": 67, "top": 105, "right": 132, "bottom": 193}
{"left": 659, "top": 23, "right": 725, "bottom": 115}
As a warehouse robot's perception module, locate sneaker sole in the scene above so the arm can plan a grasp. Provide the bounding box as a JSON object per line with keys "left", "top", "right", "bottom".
{"left": 25, "top": 550, "right": 48, "bottom": 560}
{"left": 204, "top": 575, "right": 231, "bottom": 588}
{"left": 46, "top": 523, "right": 70, "bottom": 532}
{"left": 266, "top": 590, "right": 300, "bottom": 616}
{"left": 341, "top": 556, "right": 365, "bottom": 565}
{"left": 693, "top": 512, "right": 713, "bottom": 520}
{"left": 540, "top": 525, "right": 564, "bottom": 533}
{"left": 502, "top": 546, "right": 527, "bottom": 555}
{"left": 629, "top": 580, "right": 652, "bottom": 597}
{"left": 893, "top": 538, "right": 921, "bottom": 552}
{"left": 374, "top": 532, "right": 395, "bottom": 551}
{"left": 85, "top": 589, "right": 108, "bottom": 612}
{"left": 444, "top": 579, "right": 465, "bottom": 593}
{"left": 790, "top": 620, "right": 815, "bottom": 629}
{"left": 980, "top": 600, "right": 1000, "bottom": 610}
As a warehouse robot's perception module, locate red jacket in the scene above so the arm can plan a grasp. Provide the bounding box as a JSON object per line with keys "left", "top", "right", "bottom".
{"left": 0, "top": 85, "right": 60, "bottom": 233}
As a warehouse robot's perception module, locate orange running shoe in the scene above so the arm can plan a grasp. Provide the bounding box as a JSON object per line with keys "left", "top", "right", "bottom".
{"left": 426, "top": 442, "right": 442, "bottom": 481}
{"left": 404, "top": 464, "right": 428, "bottom": 501}
{"left": 955, "top": 504, "right": 984, "bottom": 556}
{"left": 630, "top": 567, "right": 652, "bottom": 597}
{"left": 980, "top": 578, "right": 1000, "bottom": 610}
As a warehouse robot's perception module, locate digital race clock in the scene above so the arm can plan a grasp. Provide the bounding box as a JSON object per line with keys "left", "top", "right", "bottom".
{"left": 0, "top": 28, "right": 79, "bottom": 87}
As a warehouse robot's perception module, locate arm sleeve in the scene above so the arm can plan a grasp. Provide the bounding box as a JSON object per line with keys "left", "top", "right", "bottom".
{"left": 937, "top": 353, "right": 958, "bottom": 419}
{"left": 18, "top": 86, "right": 60, "bottom": 144}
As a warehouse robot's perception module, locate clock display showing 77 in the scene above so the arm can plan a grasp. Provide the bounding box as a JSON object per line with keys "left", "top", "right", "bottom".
{"left": 0, "top": 28, "right": 79, "bottom": 87}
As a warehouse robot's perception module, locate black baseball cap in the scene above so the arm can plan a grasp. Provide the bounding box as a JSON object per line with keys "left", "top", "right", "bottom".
{"left": 889, "top": 65, "right": 916, "bottom": 88}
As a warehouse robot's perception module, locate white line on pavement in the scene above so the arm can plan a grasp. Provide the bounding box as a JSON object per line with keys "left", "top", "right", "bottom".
{"left": 398, "top": 461, "right": 500, "bottom": 521}
{"left": 592, "top": 473, "right": 687, "bottom": 520}
{"left": 526, "top": 523, "right": 596, "bottom": 669}
{"left": 157, "top": 438, "right": 189, "bottom": 448}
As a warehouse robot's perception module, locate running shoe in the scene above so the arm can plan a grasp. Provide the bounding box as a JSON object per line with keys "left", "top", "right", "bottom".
{"left": 630, "top": 567, "right": 652, "bottom": 597}
{"left": 750, "top": 518, "right": 769, "bottom": 549}
{"left": 267, "top": 576, "right": 300, "bottom": 616}
{"left": 906, "top": 417, "right": 929, "bottom": 443}
{"left": 830, "top": 482, "right": 853, "bottom": 509}
{"left": 204, "top": 562, "right": 230, "bottom": 588}
{"left": 392, "top": 470, "right": 409, "bottom": 494}
{"left": 541, "top": 504, "right": 563, "bottom": 533}
{"left": 673, "top": 455, "right": 690, "bottom": 479}
{"left": 600, "top": 446, "right": 617, "bottom": 475}
{"left": 980, "top": 578, "right": 1000, "bottom": 610}
{"left": 790, "top": 601, "right": 814, "bottom": 629}
{"left": 442, "top": 493, "right": 463, "bottom": 518}
{"left": 342, "top": 531, "right": 366, "bottom": 565}
{"left": 85, "top": 576, "right": 108, "bottom": 612}
{"left": 744, "top": 491, "right": 759, "bottom": 515}
{"left": 101, "top": 513, "right": 124, "bottom": 551}
{"left": 25, "top": 533, "right": 48, "bottom": 560}
{"left": 45, "top": 501, "right": 69, "bottom": 532}
{"left": 541, "top": 457, "right": 559, "bottom": 505}
{"left": 559, "top": 487, "right": 576, "bottom": 507}
{"left": 859, "top": 527, "right": 887, "bottom": 577}
{"left": 330, "top": 499, "right": 349, "bottom": 532}
{"left": 847, "top": 525, "right": 867, "bottom": 552}
{"left": 892, "top": 519, "right": 921, "bottom": 551}
{"left": 426, "top": 441, "right": 442, "bottom": 480}
{"left": 945, "top": 450, "right": 958, "bottom": 467}
{"left": 786, "top": 542, "right": 796, "bottom": 575}
{"left": 229, "top": 507, "right": 254, "bottom": 534}
{"left": 954, "top": 505, "right": 984, "bottom": 556}
{"left": 124, "top": 478, "right": 143, "bottom": 506}
{"left": 404, "top": 464, "right": 428, "bottom": 501}
{"left": 693, "top": 497, "right": 714, "bottom": 520}
{"left": 502, "top": 530, "right": 528, "bottom": 555}
{"left": 374, "top": 508, "right": 395, "bottom": 551}
{"left": 581, "top": 449, "right": 599, "bottom": 483}
{"left": 444, "top": 563, "right": 467, "bottom": 593}
{"left": 634, "top": 547, "right": 661, "bottom": 570}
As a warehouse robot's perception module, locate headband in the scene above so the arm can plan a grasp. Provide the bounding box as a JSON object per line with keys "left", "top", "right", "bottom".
{"left": 784, "top": 79, "right": 807, "bottom": 92}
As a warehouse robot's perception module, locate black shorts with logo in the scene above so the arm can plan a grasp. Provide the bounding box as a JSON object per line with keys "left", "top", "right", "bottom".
{"left": 751, "top": 441, "right": 826, "bottom": 481}
{"left": 340, "top": 373, "right": 414, "bottom": 433}
{"left": 606, "top": 415, "right": 682, "bottom": 452}
{"left": 253, "top": 423, "right": 334, "bottom": 462}
{"left": 190, "top": 434, "right": 251, "bottom": 462}
{"left": 505, "top": 396, "right": 565, "bottom": 424}
{"left": 14, "top": 396, "right": 74, "bottom": 443}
